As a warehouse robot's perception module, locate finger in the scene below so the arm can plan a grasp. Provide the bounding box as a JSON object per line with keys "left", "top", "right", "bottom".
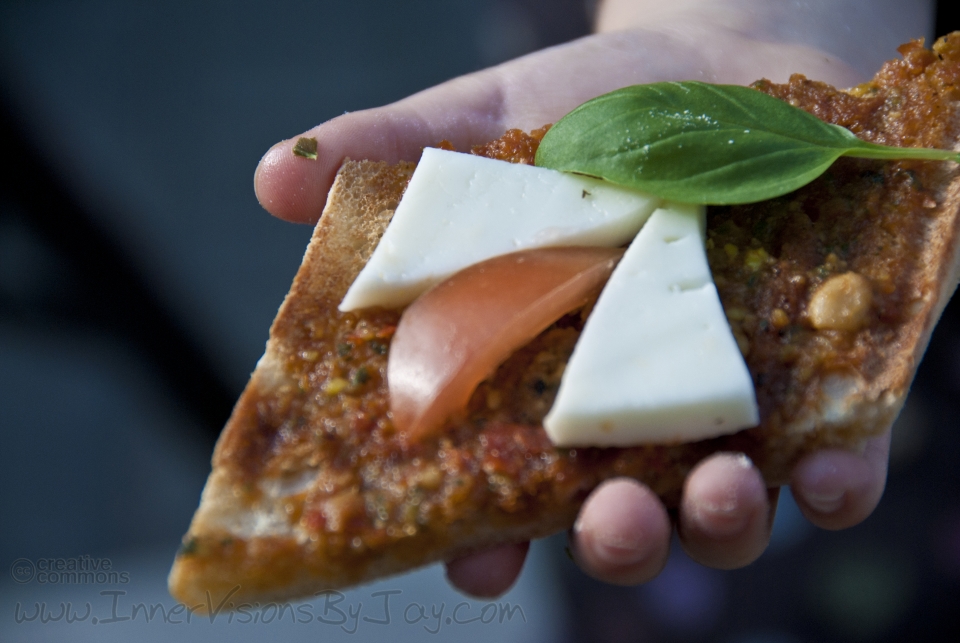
{"left": 444, "top": 541, "right": 529, "bottom": 598}
{"left": 678, "top": 452, "right": 772, "bottom": 570}
{"left": 790, "top": 430, "right": 891, "bottom": 530}
{"left": 571, "top": 478, "right": 671, "bottom": 585}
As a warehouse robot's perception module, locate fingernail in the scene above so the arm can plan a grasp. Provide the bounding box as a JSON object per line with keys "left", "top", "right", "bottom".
{"left": 594, "top": 533, "right": 646, "bottom": 565}
{"left": 694, "top": 498, "right": 750, "bottom": 537}
{"left": 799, "top": 489, "right": 844, "bottom": 514}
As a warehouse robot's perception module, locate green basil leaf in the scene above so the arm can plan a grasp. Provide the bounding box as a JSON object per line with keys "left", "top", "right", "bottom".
{"left": 535, "top": 81, "right": 960, "bottom": 204}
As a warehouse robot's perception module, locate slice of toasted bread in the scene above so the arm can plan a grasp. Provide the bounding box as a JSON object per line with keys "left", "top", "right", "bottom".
{"left": 169, "top": 36, "right": 960, "bottom": 610}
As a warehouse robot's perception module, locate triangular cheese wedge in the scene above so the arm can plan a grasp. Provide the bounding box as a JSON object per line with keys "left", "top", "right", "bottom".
{"left": 545, "top": 203, "right": 759, "bottom": 446}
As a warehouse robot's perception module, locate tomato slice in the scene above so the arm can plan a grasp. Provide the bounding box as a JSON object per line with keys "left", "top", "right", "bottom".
{"left": 388, "top": 246, "right": 624, "bottom": 441}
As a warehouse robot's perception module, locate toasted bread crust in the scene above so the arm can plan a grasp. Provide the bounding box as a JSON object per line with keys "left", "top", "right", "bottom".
{"left": 170, "top": 37, "right": 960, "bottom": 609}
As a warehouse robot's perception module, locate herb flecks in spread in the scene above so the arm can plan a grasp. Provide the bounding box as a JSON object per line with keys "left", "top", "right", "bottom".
{"left": 535, "top": 80, "right": 960, "bottom": 205}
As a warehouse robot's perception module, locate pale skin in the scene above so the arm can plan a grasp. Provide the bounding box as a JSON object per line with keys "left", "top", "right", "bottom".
{"left": 254, "top": 0, "right": 935, "bottom": 596}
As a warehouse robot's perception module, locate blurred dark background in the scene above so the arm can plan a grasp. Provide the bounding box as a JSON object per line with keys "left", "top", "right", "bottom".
{"left": 1, "top": 1, "right": 958, "bottom": 642}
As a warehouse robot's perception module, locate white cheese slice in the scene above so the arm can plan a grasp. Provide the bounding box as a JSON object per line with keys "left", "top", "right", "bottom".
{"left": 543, "top": 203, "right": 759, "bottom": 446}
{"left": 339, "top": 148, "right": 661, "bottom": 311}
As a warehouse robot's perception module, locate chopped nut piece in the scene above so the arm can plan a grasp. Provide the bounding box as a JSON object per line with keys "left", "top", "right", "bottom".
{"left": 808, "top": 272, "right": 873, "bottom": 331}
{"left": 771, "top": 308, "right": 790, "bottom": 329}
{"left": 293, "top": 137, "right": 318, "bottom": 160}
{"left": 323, "top": 377, "right": 349, "bottom": 396}
{"left": 415, "top": 465, "right": 443, "bottom": 490}
{"left": 744, "top": 248, "right": 770, "bottom": 271}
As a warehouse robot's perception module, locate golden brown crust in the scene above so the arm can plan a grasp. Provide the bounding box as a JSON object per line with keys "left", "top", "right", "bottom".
{"left": 170, "top": 37, "right": 960, "bottom": 610}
